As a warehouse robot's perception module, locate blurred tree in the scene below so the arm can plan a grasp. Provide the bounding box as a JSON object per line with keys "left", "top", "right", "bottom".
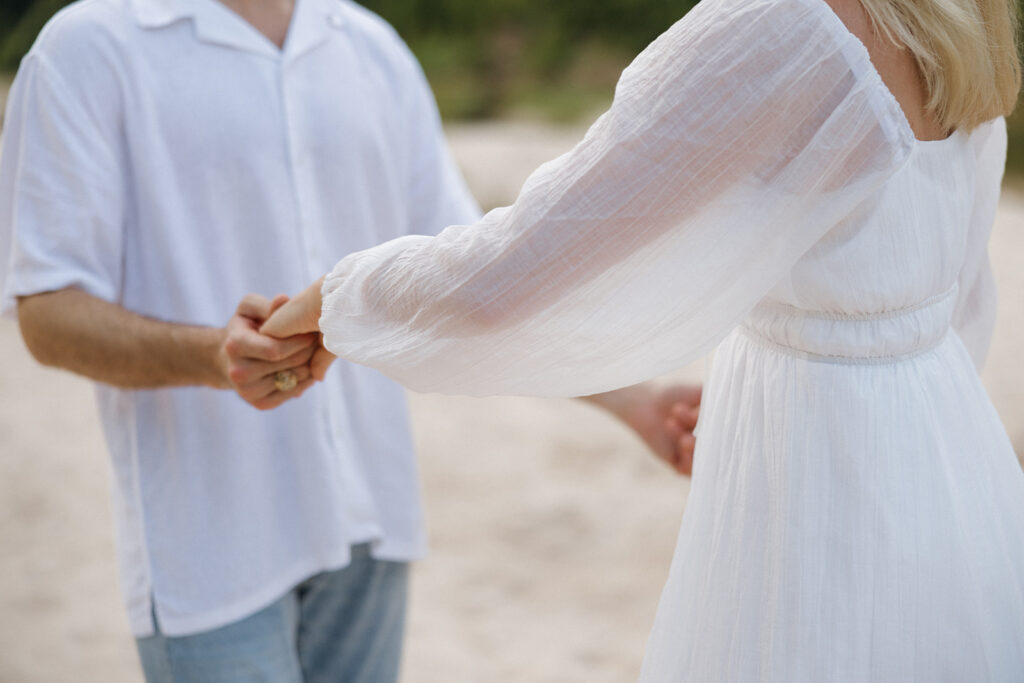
{"left": 0, "top": 0, "right": 1021, "bottom": 166}
{"left": 0, "top": 0, "right": 698, "bottom": 72}
{"left": 0, "top": 0, "right": 71, "bottom": 71}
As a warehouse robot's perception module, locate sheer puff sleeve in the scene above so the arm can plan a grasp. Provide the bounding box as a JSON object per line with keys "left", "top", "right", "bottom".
{"left": 320, "top": 0, "right": 913, "bottom": 397}
{"left": 953, "top": 117, "right": 1006, "bottom": 372}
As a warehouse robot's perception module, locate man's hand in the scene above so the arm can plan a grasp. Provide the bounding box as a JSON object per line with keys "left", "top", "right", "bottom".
{"left": 16, "top": 288, "right": 327, "bottom": 398}
{"left": 626, "top": 383, "right": 702, "bottom": 476}
{"left": 218, "top": 294, "right": 321, "bottom": 410}
{"left": 583, "top": 382, "right": 702, "bottom": 476}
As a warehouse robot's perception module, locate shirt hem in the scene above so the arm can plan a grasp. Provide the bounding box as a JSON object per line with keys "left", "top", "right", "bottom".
{"left": 134, "top": 540, "right": 428, "bottom": 638}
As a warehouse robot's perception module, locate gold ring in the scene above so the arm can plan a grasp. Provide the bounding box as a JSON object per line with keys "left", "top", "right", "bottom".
{"left": 274, "top": 370, "right": 298, "bottom": 393}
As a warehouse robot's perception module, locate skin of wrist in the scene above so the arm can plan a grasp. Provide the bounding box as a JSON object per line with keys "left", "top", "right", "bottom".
{"left": 308, "top": 277, "right": 325, "bottom": 331}
{"left": 207, "top": 326, "right": 234, "bottom": 389}
{"left": 617, "top": 383, "right": 655, "bottom": 428}
{"left": 584, "top": 383, "right": 651, "bottom": 424}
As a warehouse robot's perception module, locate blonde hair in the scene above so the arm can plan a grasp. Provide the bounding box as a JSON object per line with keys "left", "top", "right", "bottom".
{"left": 859, "top": 0, "right": 1021, "bottom": 131}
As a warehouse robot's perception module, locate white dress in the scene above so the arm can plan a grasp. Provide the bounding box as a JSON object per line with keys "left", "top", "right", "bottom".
{"left": 317, "top": 0, "right": 1024, "bottom": 678}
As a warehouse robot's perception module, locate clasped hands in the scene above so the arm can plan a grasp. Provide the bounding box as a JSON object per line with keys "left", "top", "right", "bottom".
{"left": 216, "top": 292, "right": 333, "bottom": 412}
{"left": 219, "top": 290, "right": 703, "bottom": 476}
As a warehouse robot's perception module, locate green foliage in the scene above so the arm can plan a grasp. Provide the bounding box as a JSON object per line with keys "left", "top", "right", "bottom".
{"left": 1007, "top": 100, "right": 1024, "bottom": 179}
{"left": 0, "top": 0, "right": 1022, "bottom": 174}
{"left": 364, "top": 1, "right": 698, "bottom": 120}
{"left": 361, "top": 0, "right": 694, "bottom": 54}
{"left": 0, "top": 0, "right": 71, "bottom": 71}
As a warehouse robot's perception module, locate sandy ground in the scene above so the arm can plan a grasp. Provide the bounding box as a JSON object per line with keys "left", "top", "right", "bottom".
{"left": 0, "top": 118, "right": 1021, "bottom": 683}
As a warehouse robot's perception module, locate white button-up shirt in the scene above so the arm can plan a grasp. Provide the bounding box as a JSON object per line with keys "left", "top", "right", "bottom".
{"left": 0, "top": 0, "right": 479, "bottom": 637}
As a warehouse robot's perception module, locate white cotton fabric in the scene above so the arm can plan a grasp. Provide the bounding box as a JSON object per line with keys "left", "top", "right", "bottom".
{"left": 320, "top": 0, "right": 1024, "bottom": 677}
{"left": 0, "top": 0, "right": 479, "bottom": 637}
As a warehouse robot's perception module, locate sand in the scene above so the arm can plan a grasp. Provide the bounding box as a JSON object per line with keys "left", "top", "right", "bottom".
{"left": 0, "top": 120, "right": 1021, "bottom": 682}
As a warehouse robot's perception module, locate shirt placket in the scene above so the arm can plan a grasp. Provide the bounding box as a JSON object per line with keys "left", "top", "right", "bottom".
{"left": 279, "top": 54, "right": 383, "bottom": 543}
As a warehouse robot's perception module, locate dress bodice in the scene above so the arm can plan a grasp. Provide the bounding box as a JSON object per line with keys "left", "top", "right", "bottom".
{"left": 750, "top": 132, "right": 986, "bottom": 363}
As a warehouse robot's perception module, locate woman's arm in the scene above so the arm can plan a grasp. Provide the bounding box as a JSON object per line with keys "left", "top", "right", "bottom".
{"left": 294, "top": 0, "right": 911, "bottom": 399}
{"left": 264, "top": 287, "right": 703, "bottom": 475}
{"left": 262, "top": 287, "right": 702, "bottom": 474}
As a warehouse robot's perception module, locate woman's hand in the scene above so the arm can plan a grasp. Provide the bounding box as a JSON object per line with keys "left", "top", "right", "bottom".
{"left": 261, "top": 277, "right": 336, "bottom": 380}
{"left": 260, "top": 278, "right": 323, "bottom": 338}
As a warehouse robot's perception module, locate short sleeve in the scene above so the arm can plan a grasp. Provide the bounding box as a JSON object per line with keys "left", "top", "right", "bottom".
{"left": 0, "top": 51, "right": 126, "bottom": 317}
{"left": 319, "top": 0, "right": 913, "bottom": 397}
{"left": 952, "top": 117, "right": 1006, "bottom": 371}
{"left": 398, "top": 49, "right": 481, "bottom": 236}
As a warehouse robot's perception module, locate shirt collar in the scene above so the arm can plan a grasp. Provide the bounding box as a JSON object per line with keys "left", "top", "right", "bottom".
{"left": 286, "top": 0, "right": 344, "bottom": 61}
{"left": 131, "top": 0, "right": 344, "bottom": 61}
{"left": 131, "top": 0, "right": 199, "bottom": 29}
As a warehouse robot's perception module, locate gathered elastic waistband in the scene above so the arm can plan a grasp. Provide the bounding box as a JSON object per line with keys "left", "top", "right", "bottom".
{"left": 740, "top": 285, "right": 958, "bottom": 364}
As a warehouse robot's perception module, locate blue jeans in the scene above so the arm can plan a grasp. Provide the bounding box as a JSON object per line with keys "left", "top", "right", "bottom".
{"left": 136, "top": 544, "right": 409, "bottom": 683}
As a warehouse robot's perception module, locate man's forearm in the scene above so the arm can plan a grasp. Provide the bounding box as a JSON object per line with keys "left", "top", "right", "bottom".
{"left": 579, "top": 384, "right": 651, "bottom": 422}
{"left": 17, "top": 289, "right": 227, "bottom": 389}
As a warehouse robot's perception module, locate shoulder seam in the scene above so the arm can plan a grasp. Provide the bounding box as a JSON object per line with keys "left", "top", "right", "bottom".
{"left": 30, "top": 0, "right": 128, "bottom": 56}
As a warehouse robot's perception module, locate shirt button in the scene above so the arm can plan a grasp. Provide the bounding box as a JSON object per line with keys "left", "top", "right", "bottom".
{"left": 326, "top": 14, "right": 343, "bottom": 28}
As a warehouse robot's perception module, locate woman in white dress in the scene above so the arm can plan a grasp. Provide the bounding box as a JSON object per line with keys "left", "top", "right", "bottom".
{"left": 262, "top": 0, "right": 1023, "bottom": 678}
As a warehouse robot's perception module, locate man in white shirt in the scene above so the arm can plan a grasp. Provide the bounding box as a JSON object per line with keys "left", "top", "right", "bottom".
{"left": 0, "top": 0, "right": 701, "bottom": 680}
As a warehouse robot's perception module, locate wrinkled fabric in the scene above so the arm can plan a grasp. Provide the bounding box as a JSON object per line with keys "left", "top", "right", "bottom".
{"left": 317, "top": 0, "right": 1024, "bottom": 678}
{"left": 320, "top": 0, "right": 914, "bottom": 396}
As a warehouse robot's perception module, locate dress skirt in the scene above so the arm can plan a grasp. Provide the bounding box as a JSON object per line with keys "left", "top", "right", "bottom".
{"left": 638, "top": 318, "right": 1024, "bottom": 681}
